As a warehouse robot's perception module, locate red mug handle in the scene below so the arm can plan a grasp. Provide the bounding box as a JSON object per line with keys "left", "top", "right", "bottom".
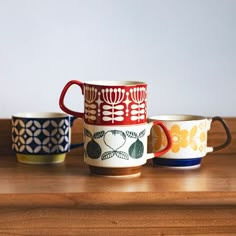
{"left": 147, "top": 120, "right": 172, "bottom": 159}
{"left": 59, "top": 80, "right": 84, "bottom": 118}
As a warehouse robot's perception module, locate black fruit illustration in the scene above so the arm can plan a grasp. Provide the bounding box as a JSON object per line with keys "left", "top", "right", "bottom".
{"left": 128, "top": 139, "right": 144, "bottom": 159}
{"left": 126, "top": 129, "right": 145, "bottom": 159}
{"left": 102, "top": 130, "right": 128, "bottom": 160}
{"left": 103, "top": 130, "right": 126, "bottom": 150}
{"left": 86, "top": 139, "right": 102, "bottom": 159}
{"left": 84, "top": 128, "right": 104, "bottom": 159}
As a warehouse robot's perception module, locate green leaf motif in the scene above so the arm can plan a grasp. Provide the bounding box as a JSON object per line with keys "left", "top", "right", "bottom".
{"left": 126, "top": 131, "right": 138, "bottom": 139}
{"left": 129, "top": 139, "right": 144, "bottom": 159}
{"left": 93, "top": 131, "right": 105, "bottom": 139}
{"left": 101, "top": 151, "right": 115, "bottom": 160}
{"left": 138, "top": 129, "right": 146, "bottom": 138}
{"left": 110, "top": 130, "right": 126, "bottom": 140}
{"left": 84, "top": 128, "right": 92, "bottom": 138}
{"left": 116, "top": 151, "right": 129, "bottom": 160}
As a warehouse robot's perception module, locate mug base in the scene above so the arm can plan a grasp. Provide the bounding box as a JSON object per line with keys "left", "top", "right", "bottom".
{"left": 88, "top": 165, "right": 142, "bottom": 178}
{"left": 153, "top": 157, "right": 202, "bottom": 169}
{"left": 16, "top": 153, "right": 66, "bottom": 164}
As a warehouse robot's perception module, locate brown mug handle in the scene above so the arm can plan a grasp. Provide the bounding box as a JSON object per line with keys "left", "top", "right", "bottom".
{"left": 210, "top": 116, "right": 231, "bottom": 152}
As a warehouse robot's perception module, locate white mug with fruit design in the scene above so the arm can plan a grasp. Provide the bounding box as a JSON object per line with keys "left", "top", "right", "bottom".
{"left": 84, "top": 121, "right": 172, "bottom": 177}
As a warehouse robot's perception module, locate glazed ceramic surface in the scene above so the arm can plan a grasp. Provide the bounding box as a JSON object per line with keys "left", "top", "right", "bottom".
{"left": 16, "top": 154, "right": 66, "bottom": 164}
{"left": 148, "top": 115, "right": 231, "bottom": 168}
{"left": 59, "top": 80, "right": 147, "bottom": 125}
{"left": 84, "top": 121, "right": 172, "bottom": 168}
{"left": 12, "top": 112, "right": 83, "bottom": 164}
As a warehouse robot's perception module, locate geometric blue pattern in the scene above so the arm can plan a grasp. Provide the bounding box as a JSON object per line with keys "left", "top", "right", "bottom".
{"left": 12, "top": 117, "right": 70, "bottom": 154}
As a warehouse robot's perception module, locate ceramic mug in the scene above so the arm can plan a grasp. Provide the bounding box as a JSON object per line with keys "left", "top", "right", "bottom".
{"left": 12, "top": 112, "right": 83, "bottom": 164}
{"left": 83, "top": 120, "right": 172, "bottom": 177}
{"left": 148, "top": 115, "right": 231, "bottom": 168}
{"left": 59, "top": 80, "right": 147, "bottom": 125}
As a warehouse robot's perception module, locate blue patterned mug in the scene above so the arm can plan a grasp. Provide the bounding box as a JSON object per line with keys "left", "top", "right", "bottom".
{"left": 12, "top": 112, "right": 83, "bottom": 164}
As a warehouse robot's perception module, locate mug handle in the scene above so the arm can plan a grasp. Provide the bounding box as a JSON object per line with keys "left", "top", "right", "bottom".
{"left": 147, "top": 120, "right": 172, "bottom": 159}
{"left": 69, "top": 116, "right": 84, "bottom": 150}
{"left": 59, "top": 80, "right": 84, "bottom": 118}
{"left": 207, "top": 116, "right": 231, "bottom": 152}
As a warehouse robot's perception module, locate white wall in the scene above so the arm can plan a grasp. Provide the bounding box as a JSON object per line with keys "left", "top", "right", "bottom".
{"left": 0, "top": 0, "right": 235, "bottom": 118}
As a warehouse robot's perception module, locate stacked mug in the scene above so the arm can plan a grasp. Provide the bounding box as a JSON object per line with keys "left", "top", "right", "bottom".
{"left": 59, "top": 80, "right": 172, "bottom": 177}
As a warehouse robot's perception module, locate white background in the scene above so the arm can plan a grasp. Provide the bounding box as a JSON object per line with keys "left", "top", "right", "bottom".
{"left": 0, "top": 0, "right": 235, "bottom": 118}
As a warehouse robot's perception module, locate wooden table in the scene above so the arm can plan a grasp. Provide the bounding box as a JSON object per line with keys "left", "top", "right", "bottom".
{"left": 0, "top": 117, "right": 235, "bottom": 235}
{"left": 0, "top": 153, "right": 236, "bottom": 236}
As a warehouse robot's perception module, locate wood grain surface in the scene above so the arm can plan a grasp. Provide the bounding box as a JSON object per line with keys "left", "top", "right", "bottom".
{"left": 0, "top": 118, "right": 236, "bottom": 235}
{"left": 0, "top": 153, "right": 236, "bottom": 235}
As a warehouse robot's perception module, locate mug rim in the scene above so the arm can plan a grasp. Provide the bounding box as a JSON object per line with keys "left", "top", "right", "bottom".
{"left": 85, "top": 80, "right": 146, "bottom": 86}
{"left": 83, "top": 122, "right": 149, "bottom": 128}
{"left": 148, "top": 114, "right": 206, "bottom": 122}
{"left": 12, "top": 112, "right": 69, "bottom": 119}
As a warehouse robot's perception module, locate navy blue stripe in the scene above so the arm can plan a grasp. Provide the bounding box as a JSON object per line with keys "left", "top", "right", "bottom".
{"left": 153, "top": 157, "right": 202, "bottom": 167}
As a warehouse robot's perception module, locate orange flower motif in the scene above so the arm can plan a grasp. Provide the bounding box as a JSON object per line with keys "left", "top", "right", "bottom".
{"left": 199, "top": 131, "right": 206, "bottom": 152}
{"left": 199, "top": 144, "right": 204, "bottom": 152}
{"left": 190, "top": 126, "right": 198, "bottom": 151}
{"left": 198, "top": 122, "right": 207, "bottom": 152}
{"left": 200, "top": 132, "right": 206, "bottom": 142}
{"left": 170, "top": 124, "right": 188, "bottom": 153}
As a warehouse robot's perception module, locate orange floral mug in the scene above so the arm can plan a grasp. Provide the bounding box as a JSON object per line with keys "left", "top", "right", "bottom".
{"left": 148, "top": 115, "right": 231, "bottom": 168}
